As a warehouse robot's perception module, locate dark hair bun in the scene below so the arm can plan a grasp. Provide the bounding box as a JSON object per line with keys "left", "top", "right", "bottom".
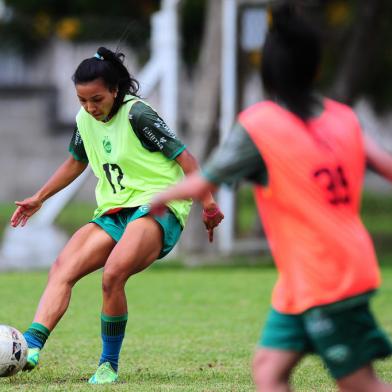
{"left": 96, "top": 47, "right": 124, "bottom": 63}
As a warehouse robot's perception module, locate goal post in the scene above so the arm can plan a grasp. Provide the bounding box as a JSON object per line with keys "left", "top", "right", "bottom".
{"left": 217, "top": 0, "right": 269, "bottom": 255}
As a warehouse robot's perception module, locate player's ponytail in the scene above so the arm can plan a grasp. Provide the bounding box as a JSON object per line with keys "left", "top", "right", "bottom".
{"left": 261, "top": 3, "right": 321, "bottom": 120}
{"left": 72, "top": 46, "right": 140, "bottom": 117}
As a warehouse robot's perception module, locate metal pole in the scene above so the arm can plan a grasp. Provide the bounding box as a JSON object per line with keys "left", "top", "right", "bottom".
{"left": 159, "top": 0, "right": 181, "bottom": 132}
{"left": 217, "top": 0, "right": 237, "bottom": 254}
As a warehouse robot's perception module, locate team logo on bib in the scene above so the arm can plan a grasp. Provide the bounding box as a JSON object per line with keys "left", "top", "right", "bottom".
{"left": 103, "top": 136, "right": 112, "bottom": 154}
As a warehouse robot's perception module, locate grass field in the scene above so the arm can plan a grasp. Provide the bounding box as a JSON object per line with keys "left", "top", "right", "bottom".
{"left": 0, "top": 192, "right": 391, "bottom": 390}
{"left": 0, "top": 263, "right": 392, "bottom": 391}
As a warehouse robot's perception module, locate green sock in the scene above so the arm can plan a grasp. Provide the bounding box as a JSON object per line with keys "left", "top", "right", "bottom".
{"left": 24, "top": 322, "right": 50, "bottom": 350}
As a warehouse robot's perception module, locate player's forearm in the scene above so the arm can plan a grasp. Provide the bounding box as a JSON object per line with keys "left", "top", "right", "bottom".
{"left": 367, "top": 158, "right": 392, "bottom": 182}
{"left": 365, "top": 135, "right": 392, "bottom": 182}
{"left": 157, "top": 173, "right": 216, "bottom": 206}
{"left": 34, "top": 156, "right": 87, "bottom": 202}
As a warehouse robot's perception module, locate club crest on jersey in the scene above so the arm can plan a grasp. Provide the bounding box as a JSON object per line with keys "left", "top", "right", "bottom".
{"left": 103, "top": 136, "right": 112, "bottom": 154}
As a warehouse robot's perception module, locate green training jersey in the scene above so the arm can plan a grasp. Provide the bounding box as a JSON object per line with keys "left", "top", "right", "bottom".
{"left": 69, "top": 100, "right": 187, "bottom": 162}
{"left": 74, "top": 96, "right": 191, "bottom": 227}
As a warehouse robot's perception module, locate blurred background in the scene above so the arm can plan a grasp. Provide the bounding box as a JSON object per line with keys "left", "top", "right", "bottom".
{"left": 0, "top": 0, "right": 392, "bottom": 268}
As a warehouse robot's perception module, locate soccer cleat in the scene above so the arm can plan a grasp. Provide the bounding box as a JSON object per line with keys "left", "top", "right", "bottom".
{"left": 88, "top": 362, "right": 118, "bottom": 384}
{"left": 23, "top": 347, "right": 40, "bottom": 371}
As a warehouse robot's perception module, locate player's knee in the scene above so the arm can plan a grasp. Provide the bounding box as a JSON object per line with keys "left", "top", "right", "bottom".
{"left": 253, "top": 351, "right": 272, "bottom": 386}
{"left": 48, "top": 257, "right": 80, "bottom": 287}
{"left": 48, "top": 257, "right": 65, "bottom": 281}
{"left": 252, "top": 351, "right": 287, "bottom": 389}
{"left": 102, "top": 268, "right": 126, "bottom": 294}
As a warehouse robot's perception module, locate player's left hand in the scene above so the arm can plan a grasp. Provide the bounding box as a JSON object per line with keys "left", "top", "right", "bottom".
{"left": 202, "top": 203, "right": 224, "bottom": 243}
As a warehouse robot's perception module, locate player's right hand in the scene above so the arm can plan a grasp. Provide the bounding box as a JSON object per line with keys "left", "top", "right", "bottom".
{"left": 10, "top": 197, "right": 43, "bottom": 227}
{"left": 202, "top": 204, "right": 224, "bottom": 243}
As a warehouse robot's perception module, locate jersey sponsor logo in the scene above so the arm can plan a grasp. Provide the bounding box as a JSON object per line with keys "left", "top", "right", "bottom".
{"left": 102, "top": 136, "right": 112, "bottom": 154}
{"left": 154, "top": 118, "right": 177, "bottom": 138}
{"left": 74, "top": 129, "right": 83, "bottom": 146}
{"left": 143, "top": 127, "right": 166, "bottom": 150}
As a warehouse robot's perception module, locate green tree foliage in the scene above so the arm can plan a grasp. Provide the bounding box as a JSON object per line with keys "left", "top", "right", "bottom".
{"left": 358, "top": 2, "right": 392, "bottom": 112}
{"left": 0, "top": 0, "right": 160, "bottom": 58}
{"left": 2, "top": 0, "right": 392, "bottom": 111}
{"left": 309, "top": 0, "right": 392, "bottom": 112}
{"left": 0, "top": 0, "right": 207, "bottom": 66}
{"left": 180, "top": 0, "right": 207, "bottom": 70}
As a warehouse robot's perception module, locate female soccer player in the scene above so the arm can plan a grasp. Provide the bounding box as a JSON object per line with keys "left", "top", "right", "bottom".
{"left": 10, "top": 46, "right": 223, "bottom": 384}
{"left": 150, "top": 5, "right": 392, "bottom": 392}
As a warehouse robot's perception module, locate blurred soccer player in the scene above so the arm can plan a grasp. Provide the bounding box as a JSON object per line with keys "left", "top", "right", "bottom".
{"left": 10, "top": 46, "right": 223, "bottom": 384}
{"left": 151, "top": 4, "right": 392, "bottom": 392}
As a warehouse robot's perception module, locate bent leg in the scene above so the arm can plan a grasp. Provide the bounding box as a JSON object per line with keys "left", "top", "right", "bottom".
{"left": 101, "top": 216, "right": 163, "bottom": 315}
{"left": 253, "top": 348, "right": 303, "bottom": 392}
{"left": 33, "top": 223, "right": 116, "bottom": 330}
{"left": 337, "top": 364, "right": 392, "bottom": 392}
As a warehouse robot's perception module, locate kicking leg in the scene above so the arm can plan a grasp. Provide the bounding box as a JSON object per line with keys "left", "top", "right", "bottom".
{"left": 24, "top": 223, "right": 115, "bottom": 369}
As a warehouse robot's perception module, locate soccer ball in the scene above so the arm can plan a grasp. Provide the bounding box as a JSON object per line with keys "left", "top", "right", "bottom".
{"left": 0, "top": 325, "right": 27, "bottom": 377}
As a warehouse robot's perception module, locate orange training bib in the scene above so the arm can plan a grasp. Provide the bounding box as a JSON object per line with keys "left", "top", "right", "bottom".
{"left": 239, "top": 99, "right": 380, "bottom": 314}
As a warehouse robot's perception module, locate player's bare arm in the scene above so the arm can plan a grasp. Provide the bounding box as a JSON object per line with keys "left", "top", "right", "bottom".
{"left": 151, "top": 173, "right": 215, "bottom": 212}
{"left": 10, "top": 156, "right": 87, "bottom": 227}
{"left": 364, "top": 134, "right": 392, "bottom": 182}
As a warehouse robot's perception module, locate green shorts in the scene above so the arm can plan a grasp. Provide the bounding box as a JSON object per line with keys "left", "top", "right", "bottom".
{"left": 91, "top": 206, "right": 182, "bottom": 259}
{"left": 260, "top": 294, "right": 392, "bottom": 379}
